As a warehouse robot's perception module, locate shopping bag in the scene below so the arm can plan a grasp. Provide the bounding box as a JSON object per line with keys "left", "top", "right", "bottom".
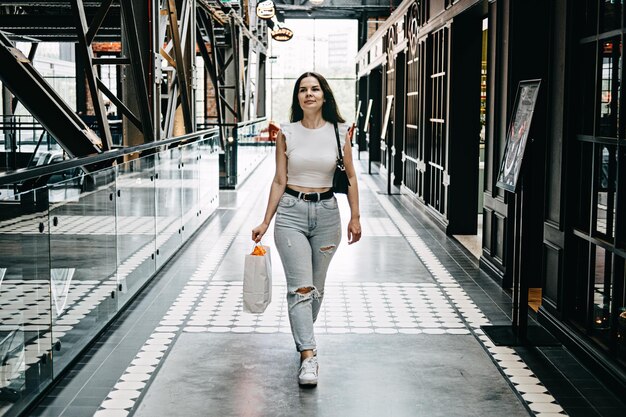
{"left": 243, "top": 244, "right": 272, "bottom": 313}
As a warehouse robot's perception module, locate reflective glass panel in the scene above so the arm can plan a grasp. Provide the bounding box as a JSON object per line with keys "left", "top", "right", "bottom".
{"left": 0, "top": 187, "right": 52, "bottom": 416}
{"left": 617, "top": 258, "right": 626, "bottom": 362}
{"left": 48, "top": 167, "right": 117, "bottom": 373}
{"left": 600, "top": 0, "right": 622, "bottom": 33}
{"left": 615, "top": 147, "right": 626, "bottom": 250}
{"left": 198, "top": 135, "right": 220, "bottom": 225}
{"left": 580, "top": 0, "right": 599, "bottom": 38}
{"left": 592, "top": 245, "right": 613, "bottom": 347}
{"left": 594, "top": 144, "right": 618, "bottom": 239}
{"left": 580, "top": 43, "right": 597, "bottom": 136}
{"left": 576, "top": 142, "right": 593, "bottom": 233}
{"left": 181, "top": 142, "right": 200, "bottom": 241}
{"left": 115, "top": 155, "right": 156, "bottom": 307}
{"left": 597, "top": 38, "right": 621, "bottom": 138}
{"left": 237, "top": 121, "right": 273, "bottom": 185}
{"left": 570, "top": 238, "right": 591, "bottom": 326}
{"left": 155, "top": 148, "right": 182, "bottom": 269}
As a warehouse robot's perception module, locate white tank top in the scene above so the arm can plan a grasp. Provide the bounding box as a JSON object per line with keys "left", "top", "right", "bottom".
{"left": 281, "top": 121, "right": 348, "bottom": 188}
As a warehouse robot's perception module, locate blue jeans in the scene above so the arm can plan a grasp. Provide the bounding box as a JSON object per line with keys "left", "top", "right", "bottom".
{"left": 274, "top": 193, "right": 342, "bottom": 352}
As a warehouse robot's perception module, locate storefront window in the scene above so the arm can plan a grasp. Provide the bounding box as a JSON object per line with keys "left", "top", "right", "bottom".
{"left": 598, "top": 38, "right": 621, "bottom": 138}
{"left": 575, "top": 142, "right": 593, "bottom": 233}
{"left": 617, "top": 258, "right": 626, "bottom": 362}
{"left": 594, "top": 145, "right": 618, "bottom": 239}
{"left": 600, "top": 0, "right": 622, "bottom": 33}
{"left": 580, "top": 43, "right": 597, "bottom": 136}
{"left": 591, "top": 245, "right": 613, "bottom": 347}
{"left": 573, "top": 1, "right": 626, "bottom": 363}
{"left": 571, "top": 238, "right": 591, "bottom": 327}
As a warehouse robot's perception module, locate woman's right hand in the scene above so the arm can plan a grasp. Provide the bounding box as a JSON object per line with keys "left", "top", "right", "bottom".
{"left": 252, "top": 223, "right": 269, "bottom": 243}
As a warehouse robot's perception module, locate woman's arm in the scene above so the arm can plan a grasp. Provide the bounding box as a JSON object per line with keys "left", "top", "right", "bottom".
{"left": 342, "top": 127, "right": 362, "bottom": 244}
{"left": 252, "top": 131, "right": 288, "bottom": 242}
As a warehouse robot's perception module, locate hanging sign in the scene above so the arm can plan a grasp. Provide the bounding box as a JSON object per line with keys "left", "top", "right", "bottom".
{"left": 271, "top": 27, "right": 293, "bottom": 42}
{"left": 256, "top": 1, "right": 276, "bottom": 20}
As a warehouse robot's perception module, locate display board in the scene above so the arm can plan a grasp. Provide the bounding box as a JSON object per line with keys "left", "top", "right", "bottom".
{"left": 496, "top": 80, "right": 541, "bottom": 192}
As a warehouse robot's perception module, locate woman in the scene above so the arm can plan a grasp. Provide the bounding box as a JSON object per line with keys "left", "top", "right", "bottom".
{"left": 252, "top": 72, "right": 362, "bottom": 386}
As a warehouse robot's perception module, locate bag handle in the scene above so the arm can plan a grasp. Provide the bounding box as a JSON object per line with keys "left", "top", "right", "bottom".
{"left": 250, "top": 242, "right": 266, "bottom": 256}
{"left": 333, "top": 122, "right": 344, "bottom": 166}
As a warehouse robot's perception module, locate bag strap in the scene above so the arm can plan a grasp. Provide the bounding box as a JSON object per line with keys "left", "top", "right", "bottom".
{"left": 333, "top": 122, "right": 344, "bottom": 164}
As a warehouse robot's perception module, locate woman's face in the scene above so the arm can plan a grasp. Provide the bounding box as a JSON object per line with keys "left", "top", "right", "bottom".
{"left": 297, "top": 76, "right": 324, "bottom": 114}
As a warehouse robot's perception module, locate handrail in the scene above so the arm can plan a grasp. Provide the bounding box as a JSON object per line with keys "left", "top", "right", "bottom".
{"left": 198, "top": 117, "right": 268, "bottom": 129}
{"left": 0, "top": 128, "right": 219, "bottom": 187}
{"left": 236, "top": 117, "right": 268, "bottom": 129}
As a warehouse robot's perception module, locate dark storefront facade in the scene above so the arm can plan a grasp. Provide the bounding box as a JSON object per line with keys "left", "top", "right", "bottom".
{"left": 356, "top": 0, "right": 626, "bottom": 393}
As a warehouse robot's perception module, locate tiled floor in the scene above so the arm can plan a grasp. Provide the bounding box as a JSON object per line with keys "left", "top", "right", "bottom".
{"left": 26, "top": 154, "right": 626, "bottom": 417}
{"left": 184, "top": 281, "right": 470, "bottom": 335}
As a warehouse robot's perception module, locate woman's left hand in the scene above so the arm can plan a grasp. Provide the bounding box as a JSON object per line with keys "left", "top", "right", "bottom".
{"left": 347, "top": 218, "right": 362, "bottom": 244}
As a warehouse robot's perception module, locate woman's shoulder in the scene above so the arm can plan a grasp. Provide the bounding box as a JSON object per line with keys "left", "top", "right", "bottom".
{"left": 279, "top": 121, "right": 298, "bottom": 137}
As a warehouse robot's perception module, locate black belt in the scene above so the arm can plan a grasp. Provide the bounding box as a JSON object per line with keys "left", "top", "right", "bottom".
{"left": 285, "top": 187, "right": 334, "bottom": 202}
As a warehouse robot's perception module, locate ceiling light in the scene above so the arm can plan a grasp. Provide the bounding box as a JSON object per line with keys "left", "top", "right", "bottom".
{"left": 310, "top": 0, "right": 324, "bottom": 5}
{"left": 256, "top": 1, "right": 275, "bottom": 20}
{"left": 271, "top": 27, "right": 293, "bottom": 42}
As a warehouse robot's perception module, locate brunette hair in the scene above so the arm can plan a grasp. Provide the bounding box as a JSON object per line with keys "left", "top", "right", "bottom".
{"left": 289, "top": 72, "right": 345, "bottom": 123}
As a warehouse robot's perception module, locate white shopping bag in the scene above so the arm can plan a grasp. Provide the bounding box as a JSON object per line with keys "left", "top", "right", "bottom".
{"left": 243, "top": 245, "right": 272, "bottom": 313}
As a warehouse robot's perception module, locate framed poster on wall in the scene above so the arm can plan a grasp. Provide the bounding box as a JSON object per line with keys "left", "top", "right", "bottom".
{"left": 496, "top": 79, "right": 541, "bottom": 192}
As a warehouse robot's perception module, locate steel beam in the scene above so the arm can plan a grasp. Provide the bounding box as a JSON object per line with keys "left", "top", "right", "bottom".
{"left": 228, "top": 16, "right": 242, "bottom": 123}
{"left": 85, "top": 0, "right": 116, "bottom": 45}
{"left": 70, "top": 0, "right": 113, "bottom": 151}
{"left": 95, "top": 78, "right": 142, "bottom": 131}
{"left": 11, "top": 42, "right": 37, "bottom": 114}
{"left": 165, "top": 0, "right": 193, "bottom": 134}
{"left": 0, "top": 30, "right": 102, "bottom": 157}
{"left": 0, "top": 15, "right": 121, "bottom": 42}
{"left": 119, "top": 0, "right": 154, "bottom": 141}
{"left": 196, "top": 10, "right": 225, "bottom": 147}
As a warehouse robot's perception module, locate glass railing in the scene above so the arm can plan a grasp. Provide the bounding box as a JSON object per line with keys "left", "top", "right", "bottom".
{"left": 203, "top": 118, "right": 275, "bottom": 189}
{"left": 0, "top": 130, "right": 219, "bottom": 417}
{"left": 235, "top": 118, "right": 274, "bottom": 186}
{"left": 0, "top": 115, "right": 124, "bottom": 172}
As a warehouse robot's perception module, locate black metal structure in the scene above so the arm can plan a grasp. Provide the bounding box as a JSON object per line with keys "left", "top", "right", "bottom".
{"left": 539, "top": 0, "right": 626, "bottom": 397}
{"left": 358, "top": 0, "right": 626, "bottom": 398}
{"left": 0, "top": 30, "right": 104, "bottom": 158}
{"left": 0, "top": 0, "right": 269, "bottom": 180}
{"left": 196, "top": 0, "right": 268, "bottom": 188}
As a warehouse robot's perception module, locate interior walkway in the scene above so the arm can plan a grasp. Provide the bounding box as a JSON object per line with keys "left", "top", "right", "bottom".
{"left": 28, "top": 154, "right": 626, "bottom": 417}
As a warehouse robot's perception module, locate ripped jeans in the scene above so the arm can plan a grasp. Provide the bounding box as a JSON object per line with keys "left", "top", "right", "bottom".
{"left": 274, "top": 192, "right": 342, "bottom": 352}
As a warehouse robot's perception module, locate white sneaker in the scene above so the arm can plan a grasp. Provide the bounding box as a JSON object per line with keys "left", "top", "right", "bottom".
{"left": 298, "top": 357, "right": 318, "bottom": 386}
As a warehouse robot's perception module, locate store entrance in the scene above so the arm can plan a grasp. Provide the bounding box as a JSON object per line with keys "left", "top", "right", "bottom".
{"left": 450, "top": 13, "right": 486, "bottom": 259}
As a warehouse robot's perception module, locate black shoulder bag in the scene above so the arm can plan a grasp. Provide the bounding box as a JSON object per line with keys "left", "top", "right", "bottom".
{"left": 332, "top": 123, "right": 350, "bottom": 194}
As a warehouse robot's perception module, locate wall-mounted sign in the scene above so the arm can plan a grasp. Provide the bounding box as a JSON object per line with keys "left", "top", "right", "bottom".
{"left": 256, "top": 1, "right": 275, "bottom": 20}
{"left": 272, "top": 27, "right": 293, "bottom": 42}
